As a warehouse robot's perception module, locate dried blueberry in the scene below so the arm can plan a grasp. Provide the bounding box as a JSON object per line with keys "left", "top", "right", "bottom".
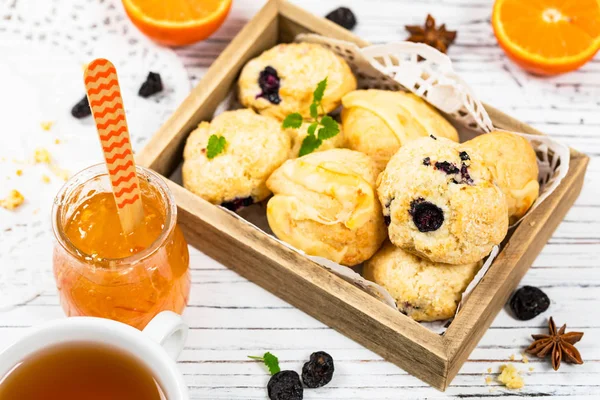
{"left": 430, "top": 134, "right": 437, "bottom": 140}
{"left": 221, "top": 196, "right": 254, "bottom": 211}
{"left": 459, "top": 151, "right": 470, "bottom": 161}
{"left": 460, "top": 163, "right": 474, "bottom": 185}
{"left": 138, "top": 72, "right": 163, "bottom": 98}
{"left": 409, "top": 198, "right": 444, "bottom": 232}
{"left": 434, "top": 161, "right": 459, "bottom": 175}
{"left": 257, "top": 66, "right": 281, "bottom": 105}
{"left": 400, "top": 301, "right": 420, "bottom": 313}
{"left": 71, "top": 96, "right": 91, "bottom": 119}
{"left": 384, "top": 215, "right": 391, "bottom": 226}
{"left": 268, "top": 370, "right": 303, "bottom": 400}
{"left": 302, "top": 351, "right": 334, "bottom": 388}
{"left": 510, "top": 286, "right": 550, "bottom": 321}
{"left": 325, "top": 7, "right": 357, "bottom": 30}
{"left": 423, "top": 157, "right": 431, "bottom": 166}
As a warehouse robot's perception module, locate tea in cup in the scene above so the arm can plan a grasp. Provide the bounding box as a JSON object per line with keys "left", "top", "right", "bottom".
{"left": 0, "top": 312, "right": 189, "bottom": 400}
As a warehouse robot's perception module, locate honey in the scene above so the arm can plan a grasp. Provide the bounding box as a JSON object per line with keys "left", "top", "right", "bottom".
{"left": 64, "top": 190, "right": 163, "bottom": 260}
{"left": 52, "top": 165, "right": 190, "bottom": 330}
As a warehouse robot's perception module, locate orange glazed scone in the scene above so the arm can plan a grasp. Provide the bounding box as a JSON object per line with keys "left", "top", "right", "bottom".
{"left": 377, "top": 136, "right": 508, "bottom": 265}
{"left": 266, "top": 149, "right": 387, "bottom": 266}
{"left": 285, "top": 121, "right": 345, "bottom": 159}
{"left": 464, "top": 131, "right": 539, "bottom": 223}
{"left": 341, "top": 90, "right": 459, "bottom": 171}
{"left": 182, "top": 109, "right": 291, "bottom": 210}
{"left": 238, "top": 43, "right": 357, "bottom": 121}
{"left": 363, "top": 242, "right": 482, "bottom": 321}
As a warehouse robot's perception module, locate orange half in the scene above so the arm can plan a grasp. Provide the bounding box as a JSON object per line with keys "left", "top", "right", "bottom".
{"left": 492, "top": 0, "right": 600, "bottom": 75}
{"left": 122, "top": 0, "right": 232, "bottom": 47}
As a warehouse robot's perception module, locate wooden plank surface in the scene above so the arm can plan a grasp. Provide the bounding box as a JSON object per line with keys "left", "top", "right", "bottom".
{"left": 1, "top": 0, "right": 600, "bottom": 398}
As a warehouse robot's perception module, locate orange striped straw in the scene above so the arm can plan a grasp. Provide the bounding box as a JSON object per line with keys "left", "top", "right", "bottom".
{"left": 84, "top": 58, "right": 144, "bottom": 235}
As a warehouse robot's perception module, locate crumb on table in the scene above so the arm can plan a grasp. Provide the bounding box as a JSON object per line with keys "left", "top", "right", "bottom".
{"left": 42, "top": 174, "right": 51, "bottom": 183}
{"left": 509, "top": 354, "right": 516, "bottom": 361}
{"left": 0, "top": 190, "right": 25, "bottom": 210}
{"left": 34, "top": 148, "right": 51, "bottom": 163}
{"left": 33, "top": 148, "right": 70, "bottom": 181}
{"left": 522, "top": 354, "right": 529, "bottom": 364}
{"left": 485, "top": 376, "right": 493, "bottom": 385}
{"left": 497, "top": 364, "right": 524, "bottom": 389}
{"left": 487, "top": 367, "right": 492, "bottom": 373}
{"left": 54, "top": 138, "right": 61, "bottom": 145}
{"left": 16, "top": 169, "right": 23, "bottom": 176}
{"left": 40, "top": 121, "right": 54, "bottom": 131}
{"left": 50, "top": 165, "right": 70, "bottom": 181}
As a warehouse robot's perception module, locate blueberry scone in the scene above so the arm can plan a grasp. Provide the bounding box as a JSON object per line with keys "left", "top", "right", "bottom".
{"left": 341, "top": 90, "right": 459, "bottom": 171}
{"left": 285, "top": 121, "right": 345, "bottom": 159}
{"left": 182, "top": 109, "right": 291, "bottom": 210}
{"left": 464, "top": 131, "right": 539, "bottom": 223}
{"left": 266, "top": 149, "right": 387, "bottom": 266}
{"left": 238, "top": 43, "right": 357, "bottom": 121}
{"left": 377, "top": 136, "right": 508, "bottom": 265}
{"left": 363, "top": 242, "right": 482, "bottom": 321}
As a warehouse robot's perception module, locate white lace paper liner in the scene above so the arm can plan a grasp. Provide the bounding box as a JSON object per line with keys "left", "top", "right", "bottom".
{"left": 210, "top": 34, "right": 571, "bottom": 333}
{"left": 297, "top": 34, "right": 494, "bottom": 132}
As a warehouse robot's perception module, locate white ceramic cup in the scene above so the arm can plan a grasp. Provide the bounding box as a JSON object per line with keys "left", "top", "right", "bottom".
{"left": 0, "top": 311, "right": 189, "bottom": 399}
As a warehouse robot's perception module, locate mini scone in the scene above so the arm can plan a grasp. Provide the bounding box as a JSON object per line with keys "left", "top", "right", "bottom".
{"left": 341, "top": 90, "right": 459, "bottom": 171}
{"left": 182, "top": 109, "right": 291, "bottom": 210}
{"left": 266, "top": 149, "right": 387, "bottom": 266}
{"left": 285, "top": 121, "right": 345, "bottom": 158}
{"left": 363, "top": 242, "right": 482, "bottom": 321}
{"left": 377, "top": 135, "right": 508, "bottom": 264}
{"left": 463, "top": 131, "right": 539, "bottom": 223}
{"left": 238, "top": 43, "right": 357, "bottom": 121}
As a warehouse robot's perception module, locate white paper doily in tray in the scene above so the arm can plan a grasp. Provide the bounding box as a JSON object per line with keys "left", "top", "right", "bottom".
{"left": 0, "top": 0, "right": 191, "bottom": 309}
{"left": 298, "top": 34, "right": 494, "bottom": 133}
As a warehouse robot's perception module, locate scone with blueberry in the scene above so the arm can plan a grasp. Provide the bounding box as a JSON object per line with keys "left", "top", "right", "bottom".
{"left": 377, "top": 135, "right": 508, "bottom": 265}
{"left": 238, "top": 43, "right": 357, "bottom": 121}
{"left": 363, "top": 242, "right": 482, "bottom": 321}
{"left": 464, "top": 131, "right": 539, "bottom": 223}
{"left": 266, "top": 149, "right": 387, "bottom": 266}
{"left": 182, "top": 109, "right": 291, "bottom": 210}
{"left": 341, "top": 90, "right": 459, "bottom": 171}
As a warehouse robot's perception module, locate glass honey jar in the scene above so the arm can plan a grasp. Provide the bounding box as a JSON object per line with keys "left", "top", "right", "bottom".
{"left": 52, "top": 164, "right": 190, "bottom": 330}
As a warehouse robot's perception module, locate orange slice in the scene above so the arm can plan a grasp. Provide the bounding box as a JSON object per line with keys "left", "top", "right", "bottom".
{"left": 122, "top": 0, "right": 232, "bottom": 47}
{"left": 492, "top": 0, "right": 600, "bottom": 75}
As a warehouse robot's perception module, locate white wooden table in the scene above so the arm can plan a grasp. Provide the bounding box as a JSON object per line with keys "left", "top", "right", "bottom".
{"left": 1, "top": 0, "right": 599, "bottom": 398}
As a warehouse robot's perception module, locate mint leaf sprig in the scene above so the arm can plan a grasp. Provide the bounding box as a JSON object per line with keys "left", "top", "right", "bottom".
{"left": 248, "top": 352, "right": 281, "bottom": 375}
{"left": 206, "top": 134, "right": 227, "bottom": 159}
{"left": 282, "top": 77, "right": 340, "bottom": 157}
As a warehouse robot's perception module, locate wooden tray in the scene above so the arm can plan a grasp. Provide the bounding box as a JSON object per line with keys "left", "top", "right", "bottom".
{"left": 137, "top": 0, "right": 589, "bottom": 390}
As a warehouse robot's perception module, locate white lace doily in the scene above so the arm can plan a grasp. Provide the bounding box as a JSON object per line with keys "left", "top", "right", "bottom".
{"left": 0, "top": 0, "right": 191, "bottom": 309}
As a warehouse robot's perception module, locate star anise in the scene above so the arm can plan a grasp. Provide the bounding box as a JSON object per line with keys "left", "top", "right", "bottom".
{"left": 405, "top": 14, "right": 457, "bottom": 54}
{"left": 526, "top": 317, "right": 584, "bottom": 371}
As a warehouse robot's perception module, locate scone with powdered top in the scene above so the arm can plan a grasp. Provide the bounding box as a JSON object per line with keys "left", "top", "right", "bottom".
{"left": 182, "top": 109, "right": 291, "bottom": 210}
{"left": 364, "top": 242, "right": 482, "bottom": 321}
{"left": 377, "top": 135, "right": 508, "bottom": 265}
